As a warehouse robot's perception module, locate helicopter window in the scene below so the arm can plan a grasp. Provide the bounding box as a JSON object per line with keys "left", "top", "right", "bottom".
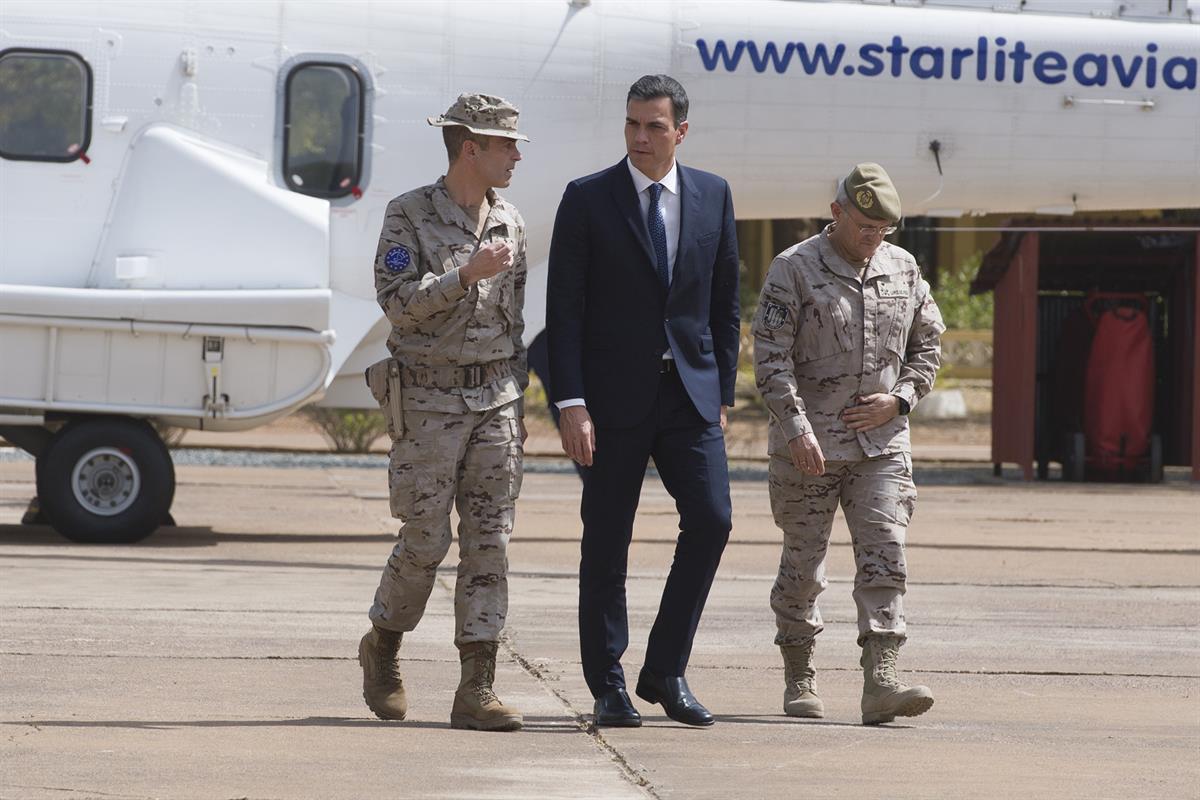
{"left": 283, "top": 62, "right": 363, "bottom": 199}
{"left": 0, "top": 48, "right": 93, "bottom": 163}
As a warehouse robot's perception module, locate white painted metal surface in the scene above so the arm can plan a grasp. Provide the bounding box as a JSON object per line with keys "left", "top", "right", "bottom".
{"left": 89, "top": 126, "right": 329, "bottom": 291}
{"left": 0, "top": 314, "right": 333, "bottom": 429}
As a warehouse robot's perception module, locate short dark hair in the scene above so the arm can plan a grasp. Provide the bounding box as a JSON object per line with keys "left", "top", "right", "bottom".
{"left": 626, "top": 74, "right": 688, "bottom": 127}
{"left": 442, "top": 126, "right": 490, "bottom": 163}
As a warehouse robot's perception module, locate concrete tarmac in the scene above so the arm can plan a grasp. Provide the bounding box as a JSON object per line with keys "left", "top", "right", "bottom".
{"left": 1, "top": 459, "right": 1197, "bottom": 799}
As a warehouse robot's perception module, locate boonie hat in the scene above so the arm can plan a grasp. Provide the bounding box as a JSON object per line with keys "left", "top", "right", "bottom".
{"left": 428, "top": 93, "right": 530, "bottom": 142}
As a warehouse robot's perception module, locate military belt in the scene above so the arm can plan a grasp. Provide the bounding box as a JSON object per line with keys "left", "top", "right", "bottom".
{"left": 400, "top": 360, "right": 511, "bottom": 389}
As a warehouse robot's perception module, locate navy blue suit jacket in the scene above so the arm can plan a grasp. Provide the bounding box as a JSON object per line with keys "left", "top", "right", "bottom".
{"left": 547, "top": 158, "right": 740, "bottom": 429}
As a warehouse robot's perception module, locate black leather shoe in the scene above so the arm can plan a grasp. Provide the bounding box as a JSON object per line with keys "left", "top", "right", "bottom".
{"left": 593, "top": 688, "right": 642, "bottom": 728}
{"left": 635, "top": 671, "right": 714, "bottom": 727}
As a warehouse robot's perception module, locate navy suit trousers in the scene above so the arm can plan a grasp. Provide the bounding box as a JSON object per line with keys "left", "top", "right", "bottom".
{"left": 578, "top": 367, "right": 733, "bottom": 697}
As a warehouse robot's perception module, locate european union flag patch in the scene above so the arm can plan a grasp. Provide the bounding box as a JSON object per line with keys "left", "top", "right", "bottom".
{"left": 385, "top": 246, "right": 411, "bottom": 272}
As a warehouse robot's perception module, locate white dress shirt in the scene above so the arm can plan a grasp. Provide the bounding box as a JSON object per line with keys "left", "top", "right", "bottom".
{"left": 555, "top": 158, "right": 680, "bottom": 411}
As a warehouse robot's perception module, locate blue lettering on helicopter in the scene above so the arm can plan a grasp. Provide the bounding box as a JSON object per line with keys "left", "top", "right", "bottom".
{"left": 696, "top": 37, "right": 1197, "bottom": 91}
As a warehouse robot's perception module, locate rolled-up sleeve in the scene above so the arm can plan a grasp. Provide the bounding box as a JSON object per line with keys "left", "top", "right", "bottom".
{"left": 891, "top": 279, "right": 945, "bottom": 413}
{"left": 752, "top": 257, "right": 811, "bottom": 443}
{"left": 374, "top": 200, "right": 467, "bottom": 330}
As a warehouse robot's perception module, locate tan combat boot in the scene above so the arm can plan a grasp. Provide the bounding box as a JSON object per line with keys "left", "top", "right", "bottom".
{"left": 781, "top": 640, "right": 824, "bottom": 718}
{"left": 358, "top": 626, "right": 407, "bottom": 720}
{"left": 451, "top": 641, "right": 523, "bottom": 732}
{"left": 860, "top": 635, "right": 934, "bottom": 725}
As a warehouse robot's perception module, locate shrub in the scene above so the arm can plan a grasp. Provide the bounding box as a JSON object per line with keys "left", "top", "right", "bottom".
{"left": 302, "top": 407, "right": 388, "bottom": 452}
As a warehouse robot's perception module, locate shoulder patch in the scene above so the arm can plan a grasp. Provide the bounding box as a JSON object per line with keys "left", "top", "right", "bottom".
{"left": 384, "top": 246, "right": 412, "bottom": 272}
{"left": 761, "top": 300, "right": 789, "bottom": 331}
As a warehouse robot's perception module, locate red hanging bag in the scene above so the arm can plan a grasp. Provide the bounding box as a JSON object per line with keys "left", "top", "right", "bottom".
{"left": 1082, "top": 294, "right": 1154, "bottom": 480}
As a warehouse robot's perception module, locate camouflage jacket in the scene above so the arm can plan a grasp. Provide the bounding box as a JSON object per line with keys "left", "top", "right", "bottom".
{"left": 373, "top": 177, "right": 528, "bottom": 414}
{"left": 752, "top": 226, "right": 944, "bottom": 460}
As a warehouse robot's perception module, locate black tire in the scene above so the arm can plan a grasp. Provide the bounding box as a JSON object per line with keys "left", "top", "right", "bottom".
{"left": 36, "top": 417, "right": 175, "bottom": 544}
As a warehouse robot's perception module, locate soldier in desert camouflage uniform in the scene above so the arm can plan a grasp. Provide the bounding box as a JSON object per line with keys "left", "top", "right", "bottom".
{"left": 357, "top": 94, "right": 529, "bottom": 732}
{"left": 752, "top": 163, "right": 945, "bottom": 725}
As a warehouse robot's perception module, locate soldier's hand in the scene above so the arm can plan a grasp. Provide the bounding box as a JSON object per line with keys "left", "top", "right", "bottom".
{"left": 788, "top": 432, "right": 825, "bottom": 476}
{"left": 842, "top": 393, "right": 901, "bottom": 432}
{"left": 560, "top": 406, "right": 596, "bottom": 467}
{"left": 459, "top": 241, "right": 514, "bottom": 287}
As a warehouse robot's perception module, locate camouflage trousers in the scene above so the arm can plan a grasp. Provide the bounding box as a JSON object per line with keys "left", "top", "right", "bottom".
{"left": 369, "top": 402, "right": 522, "bottom": 646}
{"left": 769, "top": 452, "right": 916, "bottom": 646}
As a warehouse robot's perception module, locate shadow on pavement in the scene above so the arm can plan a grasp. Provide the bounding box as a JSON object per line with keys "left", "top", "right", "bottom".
{"left": 2, "top": 525, "right": 1193, "bottom": 557}
{"left": 712, "top": 714, "right": 916, "bottom": 729}
{"left": 0, "top": 525, "right": 394, "bottom": 549}
{"left": 8, "top": 716, "right": 580, "bottom": 733}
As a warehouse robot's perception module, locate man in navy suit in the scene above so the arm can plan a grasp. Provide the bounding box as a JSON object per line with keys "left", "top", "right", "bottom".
{"left": 546, "top": 75, "right": 740, "bottom": 728}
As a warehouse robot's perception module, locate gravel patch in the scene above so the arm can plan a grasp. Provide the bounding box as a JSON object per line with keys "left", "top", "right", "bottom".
{"left": 0, "top": 445, "right": 1013, "bottom": 485}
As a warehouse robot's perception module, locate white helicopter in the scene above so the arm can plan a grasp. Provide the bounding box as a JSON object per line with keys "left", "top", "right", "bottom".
{"left": 1, "top": 0, "right": 1197, "bottom": 542}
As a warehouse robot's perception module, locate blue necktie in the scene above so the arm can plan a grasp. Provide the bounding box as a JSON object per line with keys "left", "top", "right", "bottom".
{"left": 647, "top": 182, "right": 670, "bottom": 289}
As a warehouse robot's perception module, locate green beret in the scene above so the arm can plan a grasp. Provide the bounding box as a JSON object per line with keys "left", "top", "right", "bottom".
{"left": 842, "top": 163, "right": 901, "bottom": 222}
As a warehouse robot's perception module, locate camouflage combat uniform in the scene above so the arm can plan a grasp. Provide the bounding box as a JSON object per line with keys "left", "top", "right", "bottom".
{"left": 753, "top": 225, "right": 944, "bottom": 646}
{"left": 367, "top": 177, "right": 528, "bottom": 646}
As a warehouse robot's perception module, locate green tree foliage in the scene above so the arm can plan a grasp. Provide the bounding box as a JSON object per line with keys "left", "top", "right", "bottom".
{"left": 933, "top": 250, "right": 993, "bottom": 330}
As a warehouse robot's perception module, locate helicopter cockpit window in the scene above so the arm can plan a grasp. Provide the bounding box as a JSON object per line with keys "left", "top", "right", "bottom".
{"left": 0, "top": 49, "right": 93, "bottom": 162}
{"left": 283, "top": 62, "right": 364, "bottom": 199}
